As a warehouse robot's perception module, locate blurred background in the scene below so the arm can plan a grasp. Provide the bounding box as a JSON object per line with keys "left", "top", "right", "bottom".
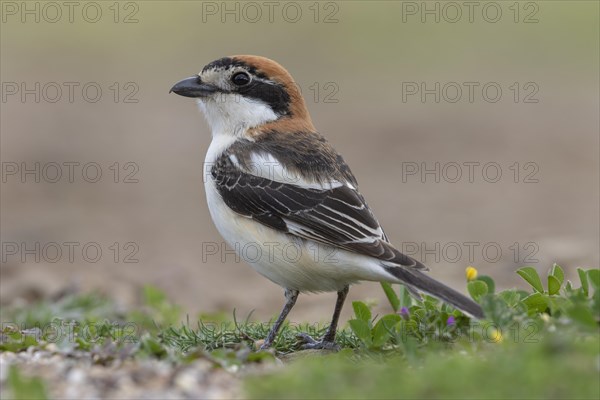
{"left": 1, "top": 1, "right": 598, "bottom": 323}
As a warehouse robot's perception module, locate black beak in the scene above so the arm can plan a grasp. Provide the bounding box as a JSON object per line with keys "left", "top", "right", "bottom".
{"left": 170, "top": 76, "right": 218, "bottom": 98}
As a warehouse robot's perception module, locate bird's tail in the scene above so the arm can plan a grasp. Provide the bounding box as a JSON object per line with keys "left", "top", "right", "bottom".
{"left": 382, "top": 265, "right": 485, "bottom": 319}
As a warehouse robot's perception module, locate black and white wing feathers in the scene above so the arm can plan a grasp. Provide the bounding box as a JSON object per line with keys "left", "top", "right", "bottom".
{"left": 211, "top": 151, "right": 426, "bottom": 270}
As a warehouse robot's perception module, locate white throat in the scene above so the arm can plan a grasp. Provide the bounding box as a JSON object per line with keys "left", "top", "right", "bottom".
{"left": 196, "top": 94, "right": 278, "bottom": 138}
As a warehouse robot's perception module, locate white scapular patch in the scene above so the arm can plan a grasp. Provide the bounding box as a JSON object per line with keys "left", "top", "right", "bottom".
{"left": 247, "top": 152, "right": 346, "bottom": 190}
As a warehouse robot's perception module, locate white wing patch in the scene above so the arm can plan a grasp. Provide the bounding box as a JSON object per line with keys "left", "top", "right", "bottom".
{"left": 246, "top": 152, "right": 348, "bottom": 190}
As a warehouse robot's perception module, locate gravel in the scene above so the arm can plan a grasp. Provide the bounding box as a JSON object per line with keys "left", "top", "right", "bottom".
{"left": 0, "top": 347, "right": 253, "bottom": 399}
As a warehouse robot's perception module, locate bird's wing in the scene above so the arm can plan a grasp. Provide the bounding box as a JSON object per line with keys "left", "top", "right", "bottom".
{"left": 211, "top": 151, "right": 426, "bottom": 270}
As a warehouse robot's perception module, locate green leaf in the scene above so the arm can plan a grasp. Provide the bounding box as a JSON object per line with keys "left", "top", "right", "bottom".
{"left": 476, "top": 275, "right": 495, "bottom": 294}
{"left": 398, "top": 284, "right": 413, "bottom": 308}
{"left": 394, "top": 319, "right": 417, "bottom": 349}
{"left": 592, "top": 291, "right": 600, "bottom": 319}
{"left": 498, "top": 290, "right": 521, "bottom": 307}
{"left": 372, "top": 314, "right": 401, "bottom": 347}
{"left": 565, "top": 280, "right": 573, "bottom": 291}
{"left": 515, "top": 290, "right": 531, "bottom": 300}
{"left": 567, "top": 304, "right": 597, "bottom": 328}
{"left": 380, "top": 282, "right": 400, "bottom": 312}
{"left": 517, "top": 267, "right": 544, "bottom": 293}
{"left": 577, "top": 268, "right": 589, "bottom": 296}
{"left": 348, "top": 319, "right": 372, "bottom": 346}
{"left": 467, "top": 280, "right": 488, "bottom": 302}
{"left": 352, "top": 301, "right": 372, "bottom": 323}
{"left": 550, "top": 264, "right": 565, "bottom": 285}
{"left": 521, "top": 292, "right": 548, "bottom": 313}
{"left": 587, "top": 269, "right": 600, "bottom": 290}
{"left": 547, "top": 275, "right": 561, "bottom": 296}
{"left": 547, "top": 296, "right": 572, "bottom": 315}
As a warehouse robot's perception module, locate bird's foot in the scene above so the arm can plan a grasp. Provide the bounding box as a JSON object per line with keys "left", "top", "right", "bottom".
{"left": 257, "top": 341, "right": 272, "bottom": 351}
{"left": 296, "top": 333, "right": 340, "bottom": 351}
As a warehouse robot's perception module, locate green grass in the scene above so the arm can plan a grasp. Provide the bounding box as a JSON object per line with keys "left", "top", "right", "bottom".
{"left": 1, "top": 264, "right": 599, "bottom": 399}
{"left": 246, "top": 335, "right": 599, "bottom": 399}
{"left": 159, "top": 314, "right": 361, "bottom": 354}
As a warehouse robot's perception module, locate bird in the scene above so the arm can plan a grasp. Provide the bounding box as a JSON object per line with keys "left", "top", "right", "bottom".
{"left": 170, "top": 55, "right": 484, "bottom": 350}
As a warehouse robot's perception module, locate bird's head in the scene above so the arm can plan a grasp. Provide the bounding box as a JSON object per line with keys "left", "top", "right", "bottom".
{"left": 171, "top": 55, "right": 315, "bottom": 136}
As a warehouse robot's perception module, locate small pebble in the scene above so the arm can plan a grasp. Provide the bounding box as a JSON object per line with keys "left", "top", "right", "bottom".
{"left": 174, "top": 368, "right": 198, "bottom": 393}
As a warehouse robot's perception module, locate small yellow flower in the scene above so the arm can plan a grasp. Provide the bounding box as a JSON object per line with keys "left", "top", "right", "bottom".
{"left": 489, "top": 328, "right": 503, "bottom": 343}
{"left": 466, "top": 266, "right": 478, "bottom": 282}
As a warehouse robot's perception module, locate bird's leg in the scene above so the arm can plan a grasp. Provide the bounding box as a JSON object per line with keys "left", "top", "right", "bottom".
{"left": 298, "top": 285, "right": 349, "bottom": 350}
{"left": 260, "top": 288, "right": 299, "bottom": 350}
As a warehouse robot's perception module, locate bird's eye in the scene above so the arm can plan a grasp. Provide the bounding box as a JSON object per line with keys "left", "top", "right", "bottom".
{"left": 231, "top": 72, "right": 250, "bottom": 86}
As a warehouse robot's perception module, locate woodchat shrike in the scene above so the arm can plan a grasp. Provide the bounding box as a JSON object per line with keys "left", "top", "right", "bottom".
{"left": 170, "top": 55, "right": 484, "bottom": 350}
